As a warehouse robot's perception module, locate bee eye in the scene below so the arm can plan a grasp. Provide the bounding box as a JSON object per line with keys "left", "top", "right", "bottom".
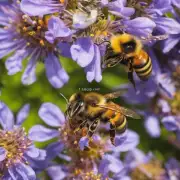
{"left": 91, "top": 103, "right": 96, "bottom": 107}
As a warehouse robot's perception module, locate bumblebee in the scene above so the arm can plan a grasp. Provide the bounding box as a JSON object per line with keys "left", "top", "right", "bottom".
{"left": 65, "top": 91, "right": 141, "bottom": 145}
{"left": 102, "top": 33, "right": 152, "bottom": 89}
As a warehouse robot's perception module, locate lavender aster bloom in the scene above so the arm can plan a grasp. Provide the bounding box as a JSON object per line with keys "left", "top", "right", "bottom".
{"left": 105, "top": 0, "right": 135, "bottom": 18}
{"left": 0, "top": 101, "right": 46, "bottom": 180}
{"left": 71, "top": 38, "right": 102, "bottom": 82}
{"left": 0, "top": 3, "right": 70, "bottom": 88}
{"left": 165, "top": 158, "right": 180, "bottom": 179}
{"left": 20, "top": 0, "right": 64, "bottom": 16}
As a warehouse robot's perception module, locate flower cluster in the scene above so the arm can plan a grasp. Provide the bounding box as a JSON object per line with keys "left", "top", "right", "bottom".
{"left": 0, "top": 0, "right": 170, "bottom": 88}
{"left": 0, "top": 0, "right": 180, "bottom": 180}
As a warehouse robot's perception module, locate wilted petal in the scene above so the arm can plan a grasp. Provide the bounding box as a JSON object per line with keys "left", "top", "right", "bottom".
{"left": 79, "top": 136, "right": 89, "bottom": 150}
{"left": 0, "top": 101, "right": 14, "bottom": 130}
{"left": 45, "top": 16, "right": 72, "bottom": 44}
{"left": 47, "top": 165, "right": 67, "bottom": 180}
{"left": 114, "top": 130, "right": 139, "bottom": 152}
{"left": 39, "top": 103, "right": 65, "bottom": 127}
{"left": 144, "top": 115, "right": 161, "bottom": 138}
{"left": 70, "top": 38, "right": 94, "bottom": 67}
{"left": 45, "top": 53, "right": 69, "bottom": 88}
{"left": 20, "top": 0, "right": 62, "bottom": 16}
{"left": 29, "top": 125, "right": 59, "bottom": 142}
{"left": 162, "top": 116, "right": 178, "bottom": 131}
{"left": 16, "top": 104, "right": 30, "bottom": 126}
{"left": 73, "top": 9, "right": 98, "bottom": 29}
{"left": 0, "top": 147, "right": 7, "bottom": 161}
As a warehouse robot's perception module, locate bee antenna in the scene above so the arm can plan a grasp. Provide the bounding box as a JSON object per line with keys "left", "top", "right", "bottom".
{"left": 59, "top": 93, "right": 68, "bottom": 104}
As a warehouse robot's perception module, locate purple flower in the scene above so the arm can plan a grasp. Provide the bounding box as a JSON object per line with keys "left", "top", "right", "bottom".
{"left": 28, "top": 103, "right": 66, "bottom": 161}
{"left": 0, "top": 101, "right": 46, "bottom": 180}
{"left": 162, "top": 116, "right": 180, "bottom": 132}
{"left": 45, "top": 16, "right": 72, "bottom": 44}
{"left": 104, "top": 0, "right": 135, "bottom": 18}
{"left": 146, "top": 0, "right": 172, "bottom": 16}
{"left": 124, "top": 148, "right": 153, "bottom": 170}
{"left": 121, "top": 17, "right": 156, "bottom": 37}
{"left": 0, "top": 3, "right": 70, "bottom": 88}
{"left": 171, "top": 0, "right": 180, "bottom": 8}
{"left": 165, "top": 158, "right": 180, "bottom": 179}
{"left": 20, "top": 0, "right": 64, "bottom": 16}
{"left": 144, "top": 115, "right": 161, "bottom": 138}
{"left": 71, "top": 37, "right": 102, "bottom": 82}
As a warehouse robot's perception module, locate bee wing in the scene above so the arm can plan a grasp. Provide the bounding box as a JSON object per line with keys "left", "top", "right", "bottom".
{"left": 102, "top": 47, "right": 124, "bottom": 68}
{"left": 118, "top": 106, "right": 141, "bottom": 119}
{"left": 96, "top": 104, "right": 141, "bottom": 119}
{"left": 104, "top": 90, "right": 126, "bottom": 100}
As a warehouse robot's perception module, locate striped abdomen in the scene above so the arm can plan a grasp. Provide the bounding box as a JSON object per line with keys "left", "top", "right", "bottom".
{"left": 101, "top": 103, "right": 127, "bottom": 133}
{"left": 133, "top": 50, "right": 152, "bottom": 81}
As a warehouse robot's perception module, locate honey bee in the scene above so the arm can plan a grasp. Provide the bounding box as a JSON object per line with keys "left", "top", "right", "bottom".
{"left": 65, "top": 91, "right": 141, "bottom": 145}
{"left": 102, "top": 33, "right": 152, "bottom": 89}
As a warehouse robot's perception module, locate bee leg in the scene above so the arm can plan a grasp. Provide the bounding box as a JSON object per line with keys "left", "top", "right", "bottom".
{"left": 128, "top": 62, "right": 136, "bottom": 91}
{"left": 74, "top": 120, "right": 88, "bottom": 133}
{"left": 87, "top": 119, "right": 100, "bottom": 138}
{"left": 109, "top": 123, "right": 116, "bottom": 146}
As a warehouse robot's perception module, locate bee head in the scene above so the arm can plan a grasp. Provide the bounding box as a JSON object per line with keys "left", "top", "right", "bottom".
{"left": 66, "top": 92, "right": 85, "bottom": 118}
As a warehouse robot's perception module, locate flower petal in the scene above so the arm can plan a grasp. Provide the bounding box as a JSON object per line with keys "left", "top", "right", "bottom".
{"left": 123, "top": 17, "right": 156, "bottom": 37}
{"left": 114, "top": 130, "right": 139, "bottom": 152}
{"left": 20, "top": 0, "right": 62, "bottom": 16}
{"left": 21, "top": 50, "right": 40, "bottom": 85}
{"left": 157, "top": 99, "right": 171, "bottom": 113}
{"left": 47, "top": 165, "right": 67, "bottom": 180}
{"left": 15, "top": 162, "right": 36, "bottom": 180}
{"left": 46, "top": 141, "right": 64, "bottom": 160}
{"left": 79, "top": 136, "right": 89, "bottom": 150}
{"left": 85, "top": 45, "right": 102, "bottom": 82}
{"left": 0, "top": 147, "right": 7, "bottom": 161}
{"left": 39, "top": 103, "right": 65, "bottom": 127}
{"left": 26, "top": 145, "right": 46, "bottom": 161}
{"left": 57, "top": 42, "right": 72, "bottom": 58}
{"left": 45, "top": 16, "right": 72, "bottom": 44}
{"left": 5, "top": 49, "right": 28, "bottom": 75}
{"left": 154, "top": 17, "right": 180, "bottom": 34}
{"left": 28, "top": 125, "right": 59, "bottom": 142}
{"left": 144, "top": 115, "right": 161, "bottom": 138}
{"left": 45, "top": 53, "right": 69, "bottom": 88}
{"left": 70, "top": 38, "right": 94, "bottom": 67}
{"left": 0, "top": 101, "right": 14, "bottom": 130}
{"left": 16, "top": 104, "right": 30, "bottom": 126}
{"left": 162, "top": 116, "right": 178, "bottom": 131}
